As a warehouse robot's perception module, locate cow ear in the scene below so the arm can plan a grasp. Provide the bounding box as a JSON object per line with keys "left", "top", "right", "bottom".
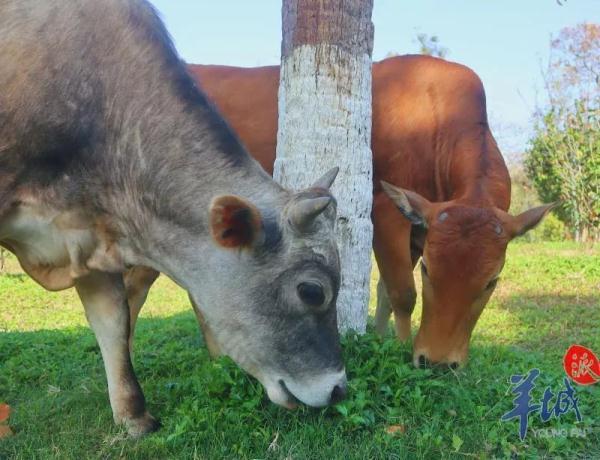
{"left": 381, "top": 181, "right": 432, "bottom": 227}
{"left": 209, "top": 195, "right": 262, "bottom": 249}
{"left": 507, "top": 202, "right": 559, "bottom": 238}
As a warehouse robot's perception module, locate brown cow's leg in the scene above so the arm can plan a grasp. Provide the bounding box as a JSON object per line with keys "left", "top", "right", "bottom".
{"left": 390, "top": 284, "right": 416, "bottom": 341}
{"left": 124, "top": 266, "right": 160, "bottom": 354}
{"left": 76, "top": 272, "right": 159, "bottom": 437}
{"left": 375, "top": 277, "right": 392, "bottom": 334}
{"left": 373, "top": 193, "right": 417, "bottom": 341}
{"left": 188, "top": 294, "right": 222, "bottom": 358}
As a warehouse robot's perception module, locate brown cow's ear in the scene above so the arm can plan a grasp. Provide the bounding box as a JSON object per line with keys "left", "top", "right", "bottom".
{"left": 507, "top": 202, "right": 559, "bottom": 238}
{"left": 381, "top": 181, "right": 432, "bottom": 227}
{"left": 209, "top": 195, "right": 262, "bottom": 249}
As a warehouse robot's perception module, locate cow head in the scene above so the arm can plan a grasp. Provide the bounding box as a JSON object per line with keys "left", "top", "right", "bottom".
{"left": 190, "top": 168, "right": 345, "bottom": 409}
{"left": 382, "top": 181, "right": 556, "bottom": 368}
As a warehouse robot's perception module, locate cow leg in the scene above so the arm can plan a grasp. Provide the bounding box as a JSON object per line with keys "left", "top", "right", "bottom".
{"left": 124, "top": 266, "right": 160, "bottom": 354}
{"left": 76, "top": 272, "right": 159, "bottom": 437}
{"left": 188, "top": 294, "right": 222, "bottom": 357}
{"left": 375, "top": 277, "right": 392, "bottom": 334}
{"left": 373, "top": 193, "right": 417, "bottom": 341}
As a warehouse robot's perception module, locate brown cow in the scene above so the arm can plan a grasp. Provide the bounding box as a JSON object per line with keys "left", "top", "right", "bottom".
{"left": 128, "top": 55, "right": 554, "bottom": 369}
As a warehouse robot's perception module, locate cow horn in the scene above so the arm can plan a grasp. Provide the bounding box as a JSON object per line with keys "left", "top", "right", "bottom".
{"left": 311, "top": 167, "right": 339, "bottom": 190}
{"left": 289, "top": 196, "right": 333, "bottom": 231}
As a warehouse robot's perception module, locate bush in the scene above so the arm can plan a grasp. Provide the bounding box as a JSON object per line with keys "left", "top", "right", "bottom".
{"left": 525, "top": 100, "right": 599, "bottom": 242}
{"left": 510, "top": 166, "right": 568, "bottom": 243}
{"left": 524, "top": 23, "right": 599, "bottom": 242}
{"left": 530, "top": 213, "right": 567, "bottom": 242}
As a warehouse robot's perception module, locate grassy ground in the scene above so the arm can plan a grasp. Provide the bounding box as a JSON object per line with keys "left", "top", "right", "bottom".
{"left": 0, "top": 242, "right": 598, "bottom": 459}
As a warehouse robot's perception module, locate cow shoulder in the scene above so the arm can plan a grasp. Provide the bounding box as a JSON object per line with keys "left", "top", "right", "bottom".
{"left": 0, "top": 195, "right": 125, "bottom": 291}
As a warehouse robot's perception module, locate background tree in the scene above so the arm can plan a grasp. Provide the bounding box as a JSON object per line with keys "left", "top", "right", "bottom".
{"left": 386, "top": 33, "right": 448, "bottom": 59}
{"left": 276, "top": 0, "right": 374, "bottom": 333}
{"left": 509, "top": 165, "right": 567, "bottom": 242}
{"left": 415, "top": 33, "right": 448, "bottom": 58}
{"left": 525, "top": 23, "right": 599, "bottom": 242}
{"left": 543, "top": 23, "right": 599, "bottom": 107}
{"left": 526, "top": 103, "right": 599, "bottom": 241}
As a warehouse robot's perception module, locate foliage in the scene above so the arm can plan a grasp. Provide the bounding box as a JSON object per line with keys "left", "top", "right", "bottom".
{"left": 415, "top": 33, "right": 448, "bottom": 59}
{"left": 509, "top": 166, "right": 539, "bottom": 216}
{"left": 534, "top": 213, "right": 568, "bottom": 242}
{"left": 1, "top": 244, "right": 599, "bottom": 459}
{"left": 544, "top": 23, "right": 599, "bottom": 108}
{"left": 525, "top": 100, "right": 599, "bottom": 241}
{"left": 386, "top": 33, "right": 448, "bottom": 60}
{"left": 510, "top": 166, "right": 568, "bottom": 242}
{"left": 525, "top": 23, "right": 600, "bottom": 242}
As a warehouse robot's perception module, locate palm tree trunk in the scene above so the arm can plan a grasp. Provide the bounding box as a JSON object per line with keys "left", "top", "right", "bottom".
{"left": 276, "top": 0, "right": 374, "bottom": 333}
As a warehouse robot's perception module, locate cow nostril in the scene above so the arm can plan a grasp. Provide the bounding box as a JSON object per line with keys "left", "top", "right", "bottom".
{"left": 418, "top": 354, "right": 427, "bottom": 369}
{"left": 450, "top": 362, "right": 459, "bottom": 370}
{"left": 330, "top": 383, "right": 347, "bottom": 405}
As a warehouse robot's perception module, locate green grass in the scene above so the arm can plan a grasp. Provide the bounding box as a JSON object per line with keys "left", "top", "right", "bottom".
{"left": 1, "top": 242, "right": 599, "bottom": 459}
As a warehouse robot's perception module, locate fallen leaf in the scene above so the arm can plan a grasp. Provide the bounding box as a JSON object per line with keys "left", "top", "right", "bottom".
{"left": 0, "top": 404, "right": 9, "bottom": 423}
{"left": 0, "top": 425, "right": 13, "bottom": 438}
{"left": 385, "top": 424, "right": 406, "bottom": 435}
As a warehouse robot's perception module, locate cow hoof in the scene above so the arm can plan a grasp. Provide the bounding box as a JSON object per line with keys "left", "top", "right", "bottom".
{"left": 124, "top": 412, "right": 161, "bottom": 438}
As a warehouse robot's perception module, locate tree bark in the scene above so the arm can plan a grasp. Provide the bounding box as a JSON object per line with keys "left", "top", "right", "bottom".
{"left": 276, "top": 0, "right": 374, "bottom": 333}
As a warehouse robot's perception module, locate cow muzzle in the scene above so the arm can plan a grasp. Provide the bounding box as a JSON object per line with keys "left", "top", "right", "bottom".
{"left": 412, "top": 330, "right": 468, "bottom": 369}
{"left": 412, "top": 340, "right": 469, "bottom": 370}
{"left": 263, "top": 369, "right": 347, "bottom": 409}
{"left": 413, "top": 351, "right": 464, "bottom": 370}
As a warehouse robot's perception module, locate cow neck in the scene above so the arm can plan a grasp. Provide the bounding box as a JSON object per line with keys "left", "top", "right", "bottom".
{"left": 94, "top": 89, "right": 286, "bottom": 284}
{"left": 440, "top": 127, "right": 511, "bottom": 212}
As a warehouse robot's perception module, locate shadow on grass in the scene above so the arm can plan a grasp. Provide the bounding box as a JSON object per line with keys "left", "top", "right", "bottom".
{"left": 492, "top": 293, "right": 599, "bottom": 347}
{"left": 498, "top": 293, "right": 599, "bottom": 311}
{"left": 0, "top": 272, "right": 28, "bottom": 282}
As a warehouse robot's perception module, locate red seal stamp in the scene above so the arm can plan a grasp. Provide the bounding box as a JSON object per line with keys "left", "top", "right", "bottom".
{"left": 563, "top": 345, "right": 600, "bottom": 385}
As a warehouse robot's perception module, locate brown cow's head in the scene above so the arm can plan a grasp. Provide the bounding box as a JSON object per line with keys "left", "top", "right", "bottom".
{"left": 382, "top": 181, "right": 557, "bottom": 368}
{"left": 194, "top": 168, "right": 346, "bottom": 409}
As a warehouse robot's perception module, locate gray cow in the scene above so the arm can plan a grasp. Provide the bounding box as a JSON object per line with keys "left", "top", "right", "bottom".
{"left": 0, "top": 0, "right": 346, "bottom": 437}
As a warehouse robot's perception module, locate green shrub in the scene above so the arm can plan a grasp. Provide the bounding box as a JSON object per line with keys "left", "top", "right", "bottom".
{"left": 510, "top": 166, "right": 568, "bottom": 243}
{"left": 530, "top": 212, "right": 567, "bottom": 242}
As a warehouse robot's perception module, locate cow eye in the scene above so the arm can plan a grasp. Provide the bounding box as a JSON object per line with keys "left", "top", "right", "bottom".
{"left": 420, "top": 261, "right": 428, "bottom": 277}
{"left": 486, "top": 277, "right": 499, "bottom": 291}
{"left": 297, "top": 282, "right": 325, "bottom": 307}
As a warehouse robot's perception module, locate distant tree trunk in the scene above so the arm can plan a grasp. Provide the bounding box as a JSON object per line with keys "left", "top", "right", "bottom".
{"left": 276, "top": 0, "right": 374, "bottom": 333}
